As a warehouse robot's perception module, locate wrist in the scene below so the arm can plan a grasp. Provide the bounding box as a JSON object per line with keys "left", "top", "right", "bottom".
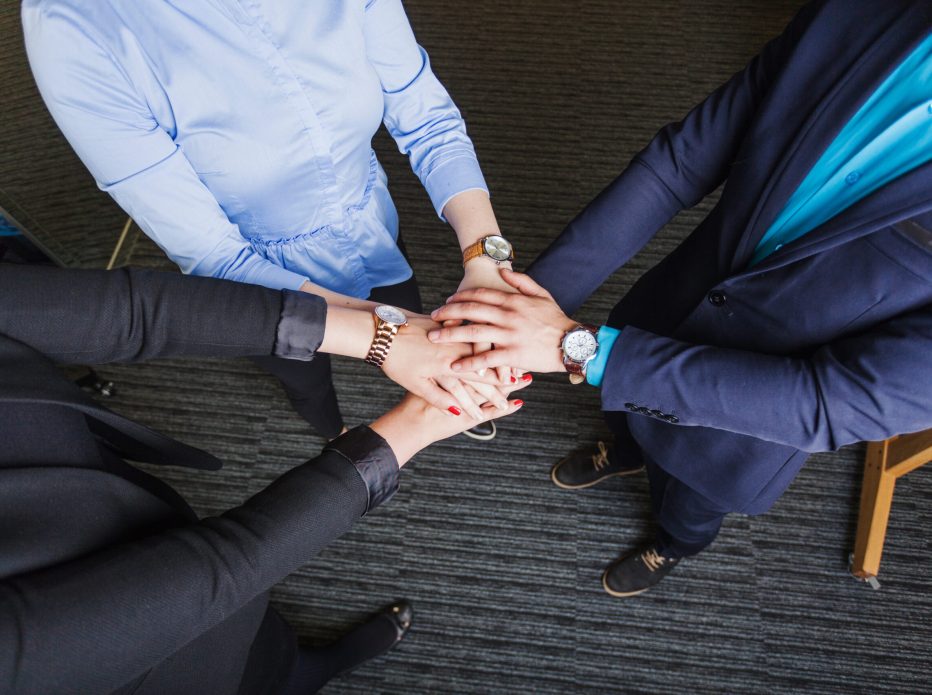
{"left": 370, "top": 399, "right": 434, "bottom": 466}
{"left": 319, "top": 305, "right": 373, "bottom": 360}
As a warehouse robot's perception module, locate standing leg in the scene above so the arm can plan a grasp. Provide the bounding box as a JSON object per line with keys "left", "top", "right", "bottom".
{"left": 601, "top": 427, "right": 729, "bottom": 597}
{"left": 250, "top": 354, "right": 345, "bottom": 440}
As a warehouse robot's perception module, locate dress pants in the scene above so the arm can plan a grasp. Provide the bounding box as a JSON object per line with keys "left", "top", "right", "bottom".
{"left": 605, "top": 411, "right": 730, "bottom": 559}
{"left": 251, "top": 270, "right": 423, "bottom": 439}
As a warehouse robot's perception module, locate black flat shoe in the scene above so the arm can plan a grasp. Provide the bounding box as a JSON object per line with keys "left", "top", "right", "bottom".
{"left": 551, "top": 441, "right": 644, "bottom": 489}
{"left": 462, "top": 420, "right": 496, "bottom": 441}
{"left": 381, "top": 600, "right": 413, "bottom": 646}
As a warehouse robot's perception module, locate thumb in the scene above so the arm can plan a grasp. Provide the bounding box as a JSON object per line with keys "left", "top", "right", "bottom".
{"left": 499, "top": 268, "right": 552, "bottom": 298}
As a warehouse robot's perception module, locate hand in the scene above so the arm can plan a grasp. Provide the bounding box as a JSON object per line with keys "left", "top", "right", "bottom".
{"left": 370, "top": 382, "right": 529, "bottom": 465}
{"left": 453, "top": 260, "right": 520, "bottom": 383}
{"left": 428, "top": 268, "right": 576, "bottom": 374}
{"left": 382, "top": 313, "right": 513, "bottom": 420}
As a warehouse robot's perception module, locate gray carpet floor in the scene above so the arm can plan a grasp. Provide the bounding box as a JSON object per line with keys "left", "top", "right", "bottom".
{"left": 3, "top": 1, "right": 932, "bottom": 692}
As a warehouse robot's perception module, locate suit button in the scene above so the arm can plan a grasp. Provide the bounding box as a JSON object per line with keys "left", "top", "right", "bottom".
{"left": 708, "top": 290, "right": 726, "bottom": 307}
{"left": 666, "top": 414, "right": 680, "bottom": 424}
{"left": 649, "top": 409, "right": 664, "bottom": 418}
{"left": 625, "top": 402, "right": 638, "bottom": 411}
{"left": 636, "top": 406, "right": 651, "bottom": 415}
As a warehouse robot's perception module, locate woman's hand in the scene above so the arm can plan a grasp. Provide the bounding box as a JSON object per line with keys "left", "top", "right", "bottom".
{"left": 428, "top": 269, "right": 576, "bottom": 374}
{"left": 370, "top": 385, "right": 528, "bottom": 466}
{"left": 382, "top": 313, "right": 513, "bottom": 419}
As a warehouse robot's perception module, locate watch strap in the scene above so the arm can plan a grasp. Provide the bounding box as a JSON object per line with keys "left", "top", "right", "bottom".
{"left": 365, "top": 316, "right": 400, "bottom": 367}
{"left": 462, "top": 239, "right": 486, "bottom": 266}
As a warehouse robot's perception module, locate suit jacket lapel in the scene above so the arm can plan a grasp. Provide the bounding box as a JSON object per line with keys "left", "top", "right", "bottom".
{"left": 732, "top": 5, "right": 932, "bottom": 270}
{"left": 736, "top": 160, "right": 932, "bottom": 278}
{"left": 0, "top": 334, "right": 222, "bottom": 471}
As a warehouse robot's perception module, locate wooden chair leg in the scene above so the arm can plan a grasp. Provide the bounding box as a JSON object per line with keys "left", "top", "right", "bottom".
{"left": 851, "top": 440, "right": 896, "bottom": 585}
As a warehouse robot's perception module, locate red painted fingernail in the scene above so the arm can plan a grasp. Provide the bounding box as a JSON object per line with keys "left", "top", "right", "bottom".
{"left": 510, "top": 376, "right": 517, "bottom": 383}
{"left": 513, "top": 400, "right": 524, "bottom": 407}
{"left": 448, "top": 406, "right": 462, "bottom": 416}
{"left": 521, "top": 373, "right": 533, "bottom": 382}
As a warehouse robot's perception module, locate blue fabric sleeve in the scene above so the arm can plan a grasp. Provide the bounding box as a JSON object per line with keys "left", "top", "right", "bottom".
{"left": 586, "top": 325, "right": 622, "bottom": 388}
{"left": 363, "top": 0, "right": 488, "bottom": 218}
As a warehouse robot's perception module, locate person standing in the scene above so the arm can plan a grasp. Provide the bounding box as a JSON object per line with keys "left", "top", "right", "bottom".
{"left": 22, "top": 0, "right": 518, "bottom": 440}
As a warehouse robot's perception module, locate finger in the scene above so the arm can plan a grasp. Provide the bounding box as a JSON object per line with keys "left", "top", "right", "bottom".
{"left": 463, "top": 382, "right": 492, "bottom": 408}
{"left": 466, "top": 379, "right": 509, "bottom": 410}
{"left": 494, "top": 365, "right": 511, "bottom": 385}
{"left": 475, "top": 398, "right": 525, "bottom": 423}
{"left": 437, "top": 376, "right": 484, "bottom": 421}
{"left": 499, "top": 268, "right": 554, "bottom": 299}
{"left": 412, "top": 378, "right": 468, "bottom": 417}
{"left": 450, "top": 348, "right": 517, "bottom": 374}
{"left": 444, "top": 287, "right": 512, "bottom": 307}
{"left": 500, "top": 374, "right": 533, "bottom": 395}
{"left": 442, "top": 319, "right": 464, "bottom": 328}
{"left": 427, "top": 324, "right": 507, "bottom": 345}
{"left": 431, "top": 301, "right": 511, "bottom": 327}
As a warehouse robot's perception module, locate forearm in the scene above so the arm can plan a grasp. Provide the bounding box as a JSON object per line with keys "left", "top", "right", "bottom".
{"left": 0, "top": 265, "right": 285, "bottom": 364}
{"left": 299, "top": 279, "right": 378, "bottom": 312}
{"left": 601, "top": 320, "right": 932, "bottom": 452}
{"left": 443, "top": 189, "right": 505, "bottom": 253}
{"left": 0, "top": 429, "right": 394, "bottom": 694}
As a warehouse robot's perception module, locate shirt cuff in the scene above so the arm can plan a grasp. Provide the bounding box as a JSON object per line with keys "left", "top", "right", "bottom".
{"left": 424, "top": 154, "right": 489, "bottom": 219}
{"left": 324, "top": 425, "right": 400, "bottom": 514}
{"left": 586, "top": 325, "right": 622, "bottom": 388}
{"left": 273, "top": 290, "right": 328, "bottom": 361}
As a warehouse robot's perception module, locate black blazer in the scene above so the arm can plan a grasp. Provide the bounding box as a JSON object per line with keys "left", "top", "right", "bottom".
{"left": 0, "top": 264, "right": 398, "bottom": 695}
{"left": 528, "top": 0, "right": 932, "bottom": 513}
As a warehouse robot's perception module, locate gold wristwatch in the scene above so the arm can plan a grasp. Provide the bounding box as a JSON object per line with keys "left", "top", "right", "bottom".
{"left": 462, "top": 235, "right": 514, "bottom": 267}
{"left": 364, "top": 305, "right": 408, "bottom": 367}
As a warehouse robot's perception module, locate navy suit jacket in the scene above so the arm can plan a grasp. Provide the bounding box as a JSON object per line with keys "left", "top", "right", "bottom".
{"left": 528, "top": 0, "right": 932, "bottom": 513}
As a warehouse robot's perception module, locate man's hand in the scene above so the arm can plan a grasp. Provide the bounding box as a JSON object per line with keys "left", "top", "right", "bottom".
{"left": 429, "top": 269, "right": 577, "bottom": 374}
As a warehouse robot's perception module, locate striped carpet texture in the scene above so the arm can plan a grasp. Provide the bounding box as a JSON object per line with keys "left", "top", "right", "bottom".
{"left": 3, "top": 1, "right": 931, "bottom": 692}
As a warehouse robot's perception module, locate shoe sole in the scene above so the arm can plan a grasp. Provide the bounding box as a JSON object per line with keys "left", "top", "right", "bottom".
{"left": 461, "top": 421, "right": 497, "bottom": 442}
{"left": 601, "top": 570, "right": 651, "bottom": 598}
{"left": 550, "top": 463, "right": 645, "bottom": 490}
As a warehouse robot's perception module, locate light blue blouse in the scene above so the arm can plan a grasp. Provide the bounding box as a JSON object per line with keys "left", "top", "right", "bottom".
{"left": 23, "top": 0, "right": 488, "bottom": 296}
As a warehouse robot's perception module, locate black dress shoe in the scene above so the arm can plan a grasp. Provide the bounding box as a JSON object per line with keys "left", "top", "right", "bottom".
{"left": 602, "top": 545, "right": 680, "bottom": 597}
{"left": 550, "top": 441, "right": 644, "bottom": 489}
{"left": 382, "top": 600, "right": 413, "bottom": 645}
{"left": 462, "top": 420, "right": 496, "bottom": 441}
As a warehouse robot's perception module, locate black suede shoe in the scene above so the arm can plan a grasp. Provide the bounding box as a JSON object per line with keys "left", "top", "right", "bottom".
{"left": 602, "top": 545, "right": 680, "bottom": 597}
{"left": 550, "top": 441, "right": 644, "bottom": 489}
{"left": 462, "top": 420, "right": 496, "bottom": 441}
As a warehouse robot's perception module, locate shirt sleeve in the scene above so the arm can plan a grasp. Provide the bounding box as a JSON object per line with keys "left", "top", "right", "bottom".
{"left": 362, "top": 0, "right": 488, "bottom": 218}
{"left": 21, "top": 5, "right": 309, "bottom": 291}
{"left": 585, "top": 325, "right": 623, "bottom": 388}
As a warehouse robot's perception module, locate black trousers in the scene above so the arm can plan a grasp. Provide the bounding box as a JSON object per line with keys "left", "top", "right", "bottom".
{"left": 252, "top": 271, "right": 423, "bottom": 439}
{"left": 605, "top": 411, "right": 730, "bottom": 559}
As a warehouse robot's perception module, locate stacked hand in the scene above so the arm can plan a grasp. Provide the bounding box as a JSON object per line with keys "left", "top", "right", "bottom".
{"left": 383, "top": 313, "right": 527, "bottom": 420}
{"left": 428, "top": 268, "right": 575, "bottom": 374}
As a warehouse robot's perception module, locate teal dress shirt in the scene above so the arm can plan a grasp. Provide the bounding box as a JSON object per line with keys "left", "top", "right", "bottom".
{"left": 588, "top": 33, "right": 932, "bottom": 387}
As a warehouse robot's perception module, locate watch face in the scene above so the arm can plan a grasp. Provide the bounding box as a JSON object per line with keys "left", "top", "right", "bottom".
{"left": 375, "top": 305, "right": 407, "bottom": 326}
{"left": 563, "top": 328, "right": 598, "bottom": 362}
{"left": 482, "top": 235, "right": 512, "bottom": 261}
